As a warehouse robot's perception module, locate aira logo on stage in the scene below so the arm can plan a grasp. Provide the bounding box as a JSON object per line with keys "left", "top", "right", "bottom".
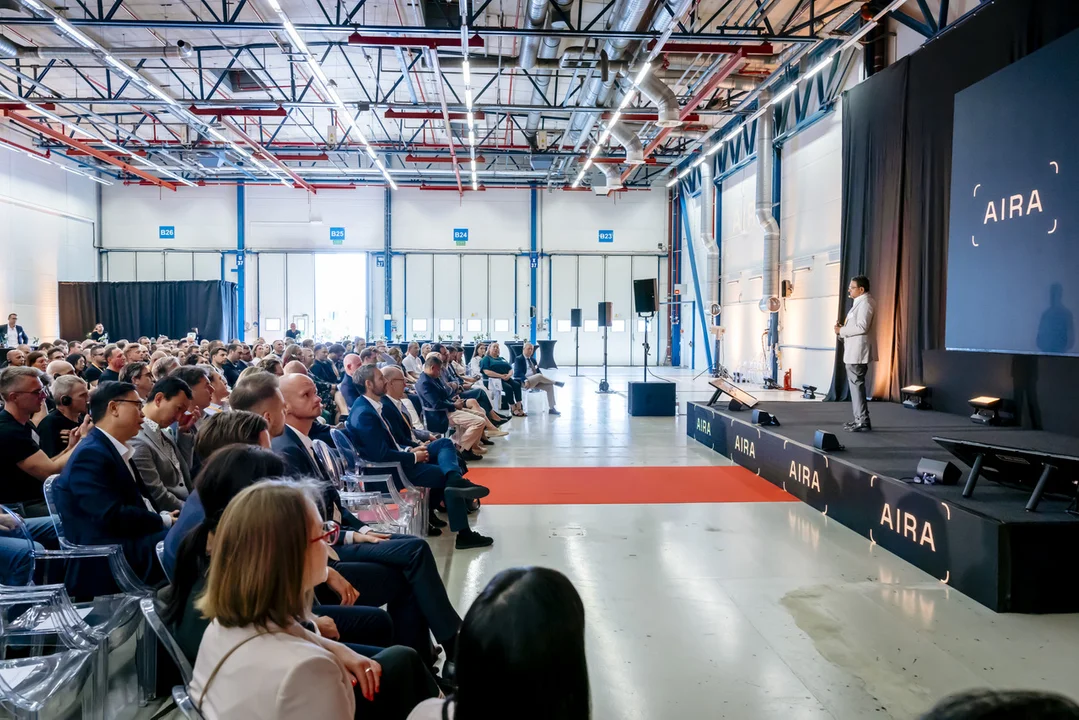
{"left": 733, "top": 435, "right": 755, "bottom": 458}
{"left": 879, "top": 503, "right": 936, "bottom": 552}
{"left": 695, "top": 417, "right": 711, "bottom": 435}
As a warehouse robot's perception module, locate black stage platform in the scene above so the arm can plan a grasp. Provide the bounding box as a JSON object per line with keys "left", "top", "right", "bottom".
{"left": 687, "top": 400, "right": 1079, "bottom": 613}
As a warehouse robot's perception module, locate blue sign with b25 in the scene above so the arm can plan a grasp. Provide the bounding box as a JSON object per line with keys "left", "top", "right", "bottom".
{"left": 598, "top": 229, "right": 614, "bottom": 243}
{"left": 330, "top": 227, "right": 345, "bottom": 245}
{"left": 160, "top": 226, "right": 175, "bottom": 240}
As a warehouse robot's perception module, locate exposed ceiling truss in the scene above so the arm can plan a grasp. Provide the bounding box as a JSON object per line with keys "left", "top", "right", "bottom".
{"left": 0, "top": 0, "right": 921, "bottom": 192}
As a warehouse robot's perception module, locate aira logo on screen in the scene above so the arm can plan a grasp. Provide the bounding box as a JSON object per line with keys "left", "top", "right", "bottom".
{"left": 971, "top": 160, "right": 1060, "bottom": 247}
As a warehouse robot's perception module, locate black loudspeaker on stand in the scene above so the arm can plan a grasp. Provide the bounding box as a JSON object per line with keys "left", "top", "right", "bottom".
{"left": 597, "top": 302, "right": 613, "bottom": 393}
{"left": 570, "top": 308, "right": 582, "bottom": 377}
{"left": 633, "top": 278, "right": 659, "bottom": 383}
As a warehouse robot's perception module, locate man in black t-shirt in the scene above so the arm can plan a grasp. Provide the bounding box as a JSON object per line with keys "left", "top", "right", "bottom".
{"left": 37, "top": 375, "right": 89, "bottom": 458}
{"left": 220, "top": 342, "right": 245, "bottom": 388}
{"left": 82, "top": 344, "right": 106, "bottom": 384}
{"left": 98, "top": 344, "right": 125, "bottom": 383}
{"left": 0, "top": 367, "right": 86, "bottom": 515}
{"left": 285, "top": 322, "right": 301, "bottom": 340}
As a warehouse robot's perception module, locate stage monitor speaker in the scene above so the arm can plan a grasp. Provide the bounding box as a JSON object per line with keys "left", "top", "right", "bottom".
{"left": 570, "top": 309, "right": 583, "bottom": 328}
{"left": 814, "top": 430, "right": 844, "bottom": 452}
{"left": 598, "top": 301, "right": 613, "bottom": 327}
{"left": 915, "top": 458, "right": 961, "bottom": 486}
{"left": 628, "top": 380, "right": 676, "bottom": 416}
{"left": 752, "top": 409, "right": 780, "bottom": 427}
{"left": 633, "top": 278, "right": 659, "bottom": 314}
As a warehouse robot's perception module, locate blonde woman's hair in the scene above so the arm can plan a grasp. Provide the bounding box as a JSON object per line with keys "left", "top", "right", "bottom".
{"left": 196, "top": 479, "right": 320, "bottom": 629}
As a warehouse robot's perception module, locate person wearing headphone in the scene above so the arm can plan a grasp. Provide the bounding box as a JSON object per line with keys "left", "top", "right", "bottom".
{"left": 37, "top": 374, "right": 90, "bottom": 458}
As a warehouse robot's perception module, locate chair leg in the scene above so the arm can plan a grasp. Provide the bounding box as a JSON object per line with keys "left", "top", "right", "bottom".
{"left": 136, "top": 619, "right": 157, "bottom": 706}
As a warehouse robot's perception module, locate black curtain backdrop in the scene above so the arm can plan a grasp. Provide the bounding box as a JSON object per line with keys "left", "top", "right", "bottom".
{"left": 827, "top": 0, "right": 1079, "bottom": 436}
{"left": 58, "top": 281, "right": 238, "bottom": 342}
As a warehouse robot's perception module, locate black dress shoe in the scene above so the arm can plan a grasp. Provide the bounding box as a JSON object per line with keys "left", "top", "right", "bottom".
{"left": 461, "top": 449, "right": 484, "bottom": 462}
{"left": 427, "top": 524, "right": 443, "bottom": 537}
{"left": 843, "top": 421, "right": 858, "bottom": 429}
{"left": 428, "top": 511, "right": 447, "bottom": 528}
{"left": 480, "top": 437, "right": 494, "bottom": 446}
{"left": 549, "top": 408, "right": 561, "bottom": 416}
{"left": 555, "top": 381, "right": 565, "bottom": 387}
{"left": 466, "top": 499, "right": 480, "bottom": 514}
{"left": 455, "top": 529, "right": 494, "bottom": 550}
{"left": 846, "top": 422, "right": 872, "bottom": 432}
{"left": 491, "top": 415, "right": 511, "bottom": 427}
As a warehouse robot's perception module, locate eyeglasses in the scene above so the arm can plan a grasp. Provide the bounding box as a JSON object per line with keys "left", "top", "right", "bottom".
{"left": 310, "top": 520, "right": 340, "bottom": 546}
{"left": 112, "top": 399, "right": 144, "bottom": 407}
{"left": 11, "top": 388, "right": 47, "bottom": 399}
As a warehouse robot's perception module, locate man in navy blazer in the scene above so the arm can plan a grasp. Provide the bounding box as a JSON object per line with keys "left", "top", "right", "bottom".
{"left": 338, "top": 353, "right": 363, "bottom": 410}
{"left": 347, "top": 365, "right": 493, "bottom": 550}
{"left": 54, "top": 381, "right": 177, "bottom": 596}
{"left": 1, "top": 313, "right": 28, "bottom": 347}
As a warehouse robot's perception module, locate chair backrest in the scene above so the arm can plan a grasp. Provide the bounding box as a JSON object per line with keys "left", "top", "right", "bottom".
{"left": 329, "top": 428, "right": 359, "bottom": 472}
{"left": 311, "top": 440, "right": 343, "bottom": 489}
{"left": 41, "top": 476, "right": 72, "bottom": 549}
{"left": 172, "top": 685, "right": 207, "bottom": 720}
{"left": 140, "top": 597, "right": 194, "bottom": 685}
{"left": 0, "top": 504, "right": 36, "bottom": 587}
{"left": 155, "top": 541, "right": 170, "bottom": 584}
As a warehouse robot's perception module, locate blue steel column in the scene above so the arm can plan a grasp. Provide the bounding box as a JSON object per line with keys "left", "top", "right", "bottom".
{"left": 714, "top": 174, "right": 722, "bottom": 374}
{"left": 236, "top": 183, "right": 245, "bottom": 341}
{"left": 768, "top": 144, "right": 781, "bottom": 381}
{"left": 670, "top": 191, "right": 681, "bottom": 367}
{"left": 679, "top": 190, "right": 713, "bottom": 372}
{"left": 529, "top": 183, "right": 538, "bottom": 343}
{"left": 383, "top": 187, "right": 393, "bottom": 340}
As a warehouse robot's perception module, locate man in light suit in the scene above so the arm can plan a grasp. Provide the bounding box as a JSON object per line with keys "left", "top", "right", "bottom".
{"left": 835, "top": 275, "right": 877, "bottom": 432}
{"left": 130, "top": 376, "right": 195, "bottom": 512}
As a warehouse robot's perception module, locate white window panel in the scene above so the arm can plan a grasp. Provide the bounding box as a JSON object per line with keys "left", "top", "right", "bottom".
{"left": 494, "top": 319, "right": 510, "bottom": 333}
{"left": 612, "top": 319, "right": 626, "bottom": 332}
{"left": 412, "top": 318, "right": 428, "bottom": 334}
{"left": 584, "top": 320, "right": 598, "bottom": 333}
{"left": 439, "top": 318, "right": 455, "bottom": 332}
{"left": 637, "top": 318, "right": 648, "bottom": 332}
{"left": 265, "top": 318, "right": 282, "bottom": 332}
{"left": 466, "top": 318, "right": 482, "bottom": 332}
{"left": 557, "top": 319, "right": 571, "bottom": 333}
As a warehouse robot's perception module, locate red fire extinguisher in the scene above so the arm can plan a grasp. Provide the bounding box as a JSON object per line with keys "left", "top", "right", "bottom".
{"left": 783, "top": 369, "right": 792, "bottom": 391}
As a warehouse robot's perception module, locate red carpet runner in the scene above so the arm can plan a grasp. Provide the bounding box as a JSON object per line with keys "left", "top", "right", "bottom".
{"left": 464, "top": 466, "right": 796, "bottom": 505}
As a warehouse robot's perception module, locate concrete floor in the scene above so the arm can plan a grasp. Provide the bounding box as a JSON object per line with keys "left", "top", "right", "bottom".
{"left": 425, "top": 367, "right": 1079, "bottom": 720}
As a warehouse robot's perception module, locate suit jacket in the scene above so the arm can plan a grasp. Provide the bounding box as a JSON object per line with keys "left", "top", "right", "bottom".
{"left": 271, "top": 426, "right": 363, "bottom": 534}
{"left": 53, "top": 427, "right": 167, "bottom": 593}
{"left": 839, "top": 293, "right": 878, "bottom": 365}
{"left": 130, "top": 421, "right": 192, "bottom": 512}
{"left": 0, "top": 324, "right": 28, "bottom": 346}
{"left": 346, "top": 396, "right": 416, "bottom": 470}
{"left": 415, "top": 373, "right": 456, "bottom": 434}
{"left": 310, "top": 359, "right": 340, "bottom": 385}
{"left": 381, "top": 396, "right": 421, "bottom": 449}
{"left": 339, "top": 375, "right": 360, "bottom": 411}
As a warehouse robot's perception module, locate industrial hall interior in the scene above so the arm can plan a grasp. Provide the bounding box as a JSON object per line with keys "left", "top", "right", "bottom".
{"left": 1, "top": 0, "right": 1078, "bottom": 718}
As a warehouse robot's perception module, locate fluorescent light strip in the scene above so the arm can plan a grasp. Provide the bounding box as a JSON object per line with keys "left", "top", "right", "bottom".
{"left": 282, "top": 20, "right": 310, "bottom": 55}
{"left": 722, "top": 128, "right": 741, "bottom": 143}
{"left": 54, "top": 17, "right": 96, "bottom": 49}
{"left": 803, "top": 54, "right": 834, "bottom": 80}
{"left": 691, "top": 155, "right": 705, "bottom": 168}
{"left": 666, "top": 176, "right": 679, "bottom": 187}
{"left": 618, "top": 89, "right": 637, "bottom": 111}
{"left": 462, "top": 61, "right": 471, "bottom": 85}
{"left": 632, "top": 62, "right": 651, "bottom": 87}
{"left": 705, "top": 142, "right": 723, "bottom": 156}
{"left": 769, "top": 83, "right": 798, "bottom": 106}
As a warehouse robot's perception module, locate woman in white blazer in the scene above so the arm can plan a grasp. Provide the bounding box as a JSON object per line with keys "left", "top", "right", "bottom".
{"left": 190, "top": 480, "right": 381, "bottom": 720}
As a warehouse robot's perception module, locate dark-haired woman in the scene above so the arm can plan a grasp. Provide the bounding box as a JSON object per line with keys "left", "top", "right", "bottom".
{"left": 407, "top": 567, "right": 590, "bottom": 720}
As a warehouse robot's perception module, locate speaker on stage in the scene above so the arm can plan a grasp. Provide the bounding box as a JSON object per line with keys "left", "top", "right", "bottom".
{"left": 570, "top": 309, "right": 582, "bottom": 328}
{"left": 633, "top": 278, "right": 659, "bottom": 314}
{"left": 598, "top": 302, "right": 613, "bottom": 327}
{"left": 914, "top": 458, "right": 960, "bottom": 485}
{"left": 752, "top": 409, "right": 780, "bottom": 427}
{"left": 814, "top": 430, "right": 844, "bottom": 452}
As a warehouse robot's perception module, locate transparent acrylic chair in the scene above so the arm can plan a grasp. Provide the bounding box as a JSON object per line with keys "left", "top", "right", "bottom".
{"left": 41, "top": 479, "right": 159, "bottom": 708}
{"left": 172, "top": 685, "right": 206, "bottom": 720}
{"left": 327, "top": 429, "right": 427, "bottom": 537}
{"left": 0, "top": 637, "right": 98, "bottom": 719}
{"left": 311, "top": 440, "right": 409, "bottom": 534}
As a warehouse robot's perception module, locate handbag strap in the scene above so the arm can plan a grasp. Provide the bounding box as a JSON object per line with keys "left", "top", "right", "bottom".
{"left": 196, "top": 630, "right": 276, "bottom": 713}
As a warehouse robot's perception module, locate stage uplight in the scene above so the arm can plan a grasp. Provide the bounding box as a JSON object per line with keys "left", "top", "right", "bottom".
{"left": 813, "top": 430, "right": 843, "bottom": 452}
{"left": 802, "top": 385, "right": 817, "bottom": 400}
{"left": 969, "top": 395, "right": 1002, "bottom": 425}
{"left": 752, "top": 409, "right": 780, "bottom": 427}
{"left": 901, "top": 384, "right": 930, "bottom": 409}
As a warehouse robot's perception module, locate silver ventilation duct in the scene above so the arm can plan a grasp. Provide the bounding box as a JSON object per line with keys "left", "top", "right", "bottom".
{"left": 523, "top": 0, "right": 574, "bottom": 147}
{"left": 597, "top": 163, "right": 624, "bottom": 194}
{"left": 608, "top": 122, "right": 644, "bottom": 165}
{"left": 0, "top": 36, "right": 193, "bottom": 59}
{"left": 755, "top": 92, "right": 780, "bottom": 315}
{"left": 700, "top": 153, "right": 719, "bottom": 336}
{"left": 637, "top": 71, "right": 680, "bottom": 127}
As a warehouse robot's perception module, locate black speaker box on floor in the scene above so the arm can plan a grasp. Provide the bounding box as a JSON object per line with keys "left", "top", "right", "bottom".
{"left": 628, "top": 381, "right": 675, "bottom": 416}
{"left": 633, "top": 278, "right": 659, "bottom": 314}
{"left": 570, "top": 309, "right": 582, "bottom": 328}
{"left": 915, "top": 458, "right": 961, "bottom": 485}
{"left": 752, "top": 409, "right": 780, "bottom": 426}
{"left": 814, "top": 430, "right": 844, "bottom": 451}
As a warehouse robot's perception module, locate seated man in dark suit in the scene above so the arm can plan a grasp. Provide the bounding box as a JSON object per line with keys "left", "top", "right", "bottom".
{"left": 347, "top": 365, "right": 493, "bottom": 550}
{"left": 338, "top": 352, "right": 363, "bottom": 410}
{"left": 274, "top": 373, "right": 467, "bottom": 662}
{"left": 53, "top": 381, "right": 178, "bottom": 595}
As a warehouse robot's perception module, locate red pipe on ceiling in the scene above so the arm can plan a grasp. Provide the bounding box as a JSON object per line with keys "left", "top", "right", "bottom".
{"left": 188, "top": 105, "right": 288, "bottom": 117}
{"left": 0, "top": 137, "right": 50, "bottom": 159}
{"left": 349, "top": 33, "right": 484, "bottom": 49}
{"left": 405, "top": 154, "right": 486, "bottom": 164}
{"left": 0, "top": 102, "right": 56, "bottom": 111}
{"left": 650, "top": 41, "right": 773, "bottom": 55}
{"left": 65, "top": 148, "right": 147, "bottom": 157}
{"left": 604, "top": 112, "right": 700, "bottom": 122}
{"left": 220, "top": 117, "right": 317, "bottom": 194}
{"left": 3, "top": 110, "right": 176, "bottom": 190}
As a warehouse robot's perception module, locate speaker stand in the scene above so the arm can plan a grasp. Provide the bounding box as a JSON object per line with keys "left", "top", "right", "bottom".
{"left": 639, "top": 313, "right": 653, "bottom": 383}
{"left": 597, "top": 325, "right": 613, "bottom": 394}
{"left": 574, "top": 328, "right": 581, "bottom": 377}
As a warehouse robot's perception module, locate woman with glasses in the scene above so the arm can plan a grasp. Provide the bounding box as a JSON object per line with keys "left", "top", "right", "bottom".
{"left": 172, "top": 449, "right": 438, "bottom": 719}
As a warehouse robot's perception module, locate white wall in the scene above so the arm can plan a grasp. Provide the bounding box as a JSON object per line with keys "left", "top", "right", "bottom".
{"left": 101, "top": 183, "right": 668, "bottom": 363}
{"left": 0, "top": 127, "right": 99, "bottom": 342}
